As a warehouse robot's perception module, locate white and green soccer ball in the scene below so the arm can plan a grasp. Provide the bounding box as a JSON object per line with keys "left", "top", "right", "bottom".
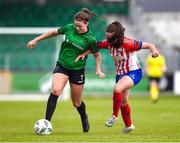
{"left": 34, "top": 119, "right": 53, "bottom": 135}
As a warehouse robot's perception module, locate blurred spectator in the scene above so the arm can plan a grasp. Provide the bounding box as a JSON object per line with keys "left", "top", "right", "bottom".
{"left": 146, "top": 54, "right": 167, "bottom": 103}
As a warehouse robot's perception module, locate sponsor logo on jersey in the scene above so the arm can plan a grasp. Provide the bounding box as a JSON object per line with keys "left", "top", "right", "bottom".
{"left": 112, "top": 56, "right": 125, "bottom": 62}
{"left": 72, "top": 42, "right": 84, "bottom": 50}
{"left": 134, "top": 40, "right": 140, "bottom": 46}
{"left": 65, "top": 38, "right": 84, "bottom": 50}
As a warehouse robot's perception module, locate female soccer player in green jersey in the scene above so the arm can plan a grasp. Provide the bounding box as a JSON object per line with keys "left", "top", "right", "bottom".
{"left": 27, "top": 8, "right": 105, "bottom": 133}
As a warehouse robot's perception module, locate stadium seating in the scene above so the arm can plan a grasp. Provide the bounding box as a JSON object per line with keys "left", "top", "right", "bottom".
{"left": 0, "top": 1, "right": 128, "bottom": 72}
{"left": 144, "top": 13, "right": 180, "bottom": 47}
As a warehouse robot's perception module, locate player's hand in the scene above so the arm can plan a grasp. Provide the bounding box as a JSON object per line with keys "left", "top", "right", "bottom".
{"left": 96, "top": 71, "right": 106, "bottom": 78}
{"left": 27, "top": 40, "right": 37, "bottom": 49}
{"left": 74, "top": 54, "right": 86, "bottom": 62}
{"left": 151, "top": 45, "right": 159, "bottom": 58}
{"left": 152, "top": 52, "right": 159, "bottom": 58}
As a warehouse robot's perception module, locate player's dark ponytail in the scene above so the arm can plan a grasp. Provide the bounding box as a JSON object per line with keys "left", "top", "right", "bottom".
{"left": 75, "top": 8, "right": 106, "bottom": 22}
{"left": 82, "top": 8, "right": 97, "bottom": 17}
{"left": 82, "top": 8, "right": 107, "bottom": 20}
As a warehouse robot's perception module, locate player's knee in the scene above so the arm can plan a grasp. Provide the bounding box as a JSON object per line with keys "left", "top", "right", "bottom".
{"left": 72, "top": 101, "right": 81, "bottom": 108}
{"left": 114, "top": 85, "right": 123, "bottom": 93}
{"left": 121, "top": 100, "right": 128, "bottom": 106}
{"left": 52, "top": 87, "right": 61, "bottom": 96}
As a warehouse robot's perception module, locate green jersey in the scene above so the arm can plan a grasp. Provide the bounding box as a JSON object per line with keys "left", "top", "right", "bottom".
{"left": 57, "top": 23, "right": 99, "bottom": 70}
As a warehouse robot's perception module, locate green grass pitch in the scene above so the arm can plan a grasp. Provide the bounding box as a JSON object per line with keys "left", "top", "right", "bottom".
{"left": 0, "top": 94, "right": 180, "bottom": 142}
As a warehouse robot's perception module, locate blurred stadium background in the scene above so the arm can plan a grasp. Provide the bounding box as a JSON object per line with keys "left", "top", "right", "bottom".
{"left": 1, "top": 0, "right": 179, "bottom": 98}
{"left": 0, "top": 0, "right": 180, "bottom": 142}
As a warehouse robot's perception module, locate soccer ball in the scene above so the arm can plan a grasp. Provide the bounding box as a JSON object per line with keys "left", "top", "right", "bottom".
{"left": 34, "top": 119, "right": 53, "bottom": 135}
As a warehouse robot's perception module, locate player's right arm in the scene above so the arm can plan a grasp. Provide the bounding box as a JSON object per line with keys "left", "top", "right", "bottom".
{"left": 27, "top": 29, "right": 59, "bottom": 49}
{"left": 142, "top": 42, "right": 159, "bottom": 58}
{"left": 74, "top": 40, "right": 109, "bottom": 62}
{"left": 97, "top": 40, "right": 110, "bottom": 49}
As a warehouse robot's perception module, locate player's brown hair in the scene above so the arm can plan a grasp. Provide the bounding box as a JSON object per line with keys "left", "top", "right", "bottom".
{"left": 74, "top": 8, "right": 105, "bottom": 22}
{"left": 106, "top": 21, "right": 125, "bottom": 48}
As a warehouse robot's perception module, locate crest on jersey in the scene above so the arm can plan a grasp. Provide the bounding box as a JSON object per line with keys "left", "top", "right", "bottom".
{"left": 134, "top": 40, "right": 140, "bottom": 46}
{"left": 83, "top": 38, "right": 88, "bottom": 43}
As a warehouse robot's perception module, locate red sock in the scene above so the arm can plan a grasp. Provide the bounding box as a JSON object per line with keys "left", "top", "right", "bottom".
{"left": 121, "top": 104, "right": 132, "bottom": 127}
{"left": 112, "top": 91, "right": 122, "bottom": 118}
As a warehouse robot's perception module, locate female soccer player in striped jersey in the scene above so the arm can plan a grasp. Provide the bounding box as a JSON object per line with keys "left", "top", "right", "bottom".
{"left": 75, "top": 21, "right": 159, "bottom": 133}
{"left": 27, "top": 8, "right": 105, "bottom": 133}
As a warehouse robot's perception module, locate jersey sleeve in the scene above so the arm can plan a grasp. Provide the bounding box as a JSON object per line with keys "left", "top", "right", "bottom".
{"left": 124, "top": 38, "right": 142, "bottom": 52}
{"left": 89, "top": 39, "right": 100, "bottom": 53}
{"left": 57, "top": 24, "right": 71, "bottom": 34}
{"left": 97, "top": 40, "right": 109, "bottom": 49}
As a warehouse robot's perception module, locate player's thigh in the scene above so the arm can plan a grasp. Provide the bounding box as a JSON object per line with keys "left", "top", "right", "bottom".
{"left": 151, "top": 79, "right": 159, "bottom": 87}
{"left": 52, "top": 73, "right": 69, "bottom": 95}
{"left": 115, "top": 75, "right": 134, "bottom": 92}
{"left": 148, "top": 76, "right": 159, "bottom": 86}
{"left": 70, "top": 82, "right": 84, "bottom": 107}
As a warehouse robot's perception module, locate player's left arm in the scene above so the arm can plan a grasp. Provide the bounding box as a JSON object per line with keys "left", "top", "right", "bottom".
{"left": 142, "top": 42, "right": 159, "bottom": 58}
{"left": 93, "top": 52, "right": 106, "bottom": 78}
{"left": 74, "top": 50, "right": 106, "bottom": 78}
{"left": 89, "top": 39, "right": 105, "bottom": 78}
{"left": 74, "top": 38, "right": 105, "bottom": 78}
{"left": 74, "top": 50, "right": 91, "bottom": 62}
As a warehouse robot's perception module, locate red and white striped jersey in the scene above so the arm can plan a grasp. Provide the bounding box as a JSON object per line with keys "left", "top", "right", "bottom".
{"left": 97, "top": 37, "right": 142, "bottom": 75}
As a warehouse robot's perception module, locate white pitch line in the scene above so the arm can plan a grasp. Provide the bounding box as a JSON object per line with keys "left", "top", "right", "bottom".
{"left": 0, "top": 94, "right": 49, "bottom": 101}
